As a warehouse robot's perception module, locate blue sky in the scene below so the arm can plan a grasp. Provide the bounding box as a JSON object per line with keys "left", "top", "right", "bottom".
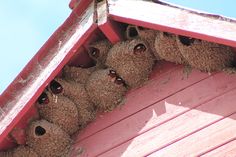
{"left": 165, "top": 0, "right": 236, "bottom": 19}
{"left": 0, "top": 0, "right": 236, "bottom": 94}
{"left": 0, "top": 1, "right": 70, "bottom": 94}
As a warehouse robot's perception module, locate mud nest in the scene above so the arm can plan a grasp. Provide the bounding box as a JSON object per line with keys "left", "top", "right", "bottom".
{"left": 126, "top": 25, "right": 158, "bottom": 59}
{"left": 86, "top": 69, "right": 127, "bottom": 112}
{"left": 88, "top": 40, "right": 112, "bottom": 68}
{"left": 177, "top": 35, "right": 235, "bottom": 72}
{"left": 36, "top": 91, "right": 79, "bottom": 135}
{"left": 26, "top": 120, "right": 71, "bottom": 157}
{"left": 53, "top": 78, "right": 96, "bottom": 128}
{"left": 8, "top": 146, "right": 39, "bottom": 157}
{"left": 106, "top": 38, "right": 155, "bottom": 88}
{"left": 0, "top": 151, "right": 13, "bottom": 157}
{"left": 3, "top": 24, "right": 236, "bottom": 157}
{"left": 63, "top": 65, "right": 96, "bottom": 84}
{"left": 154, "top": 32, "right": 187, "bottom": 64}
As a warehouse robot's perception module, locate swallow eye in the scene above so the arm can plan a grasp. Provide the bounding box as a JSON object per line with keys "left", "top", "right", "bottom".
{"left": 37, "top": 92, "right": 49, "bottom": 104}
{"left": 178, "top": 35, "right": 195, "bottom": 46}
{"left": 133, "top": 43, "right": 146, "bottom": 54}
{"left": 50, "top": 80, "right": 63, "bottom": 94}
{"left": 89, "top": 47, "right": 100, "bottom": 58}
{"left": 108, "top": 70, "right": 117, "bottom": 78}
{"left": 114, "top": 77, "right": 125, "bottom": 86}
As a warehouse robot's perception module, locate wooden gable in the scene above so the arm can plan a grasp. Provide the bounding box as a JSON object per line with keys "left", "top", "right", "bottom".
{"left": 0, "top": 0, "right": 236, "bottom": 156}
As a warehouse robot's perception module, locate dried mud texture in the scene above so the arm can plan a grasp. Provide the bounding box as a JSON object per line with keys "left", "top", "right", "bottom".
{"left": 36, "top": 91, "right": 79, "bottom": 135}
{"left": 63, "top": 65, "right": 96, "bottom": 84}
{"left": 177, "top": 35, "right": 235, "bottom": 72}
{"left": 223, "top": 67, "right": 236, "bottom": 74}
{"left": 154, "top": 32, "right": 187, "bottom": 64}
{"left": 26, "top": 120, "right": 71, "bottom": 157}
{"left": 126, "top": 25, "right": 158, "bottom": 60}
{"left": 12, "top": 146, "right": 38, "bottom": 157}
{"left": 86, "top": 69, "right": 127, "bottom": 112}
{"left": 54, "top": 78, "right": 96, "bottom": 128}
{"left": 0, "top": 151, "right": 13, "bottom": 157}
{"left": 88, "top": 40, "right": 112, "bottom": 68}
{"left": 106, "top": 39, "right": 155, "bottom": 88}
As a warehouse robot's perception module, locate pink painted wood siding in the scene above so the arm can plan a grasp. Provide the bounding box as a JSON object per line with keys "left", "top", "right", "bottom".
{"left": 72, "top": 61, "right": 236, "bottom": 157}
{"left": 1, "top": 0, "right": 236, "bottom": 156}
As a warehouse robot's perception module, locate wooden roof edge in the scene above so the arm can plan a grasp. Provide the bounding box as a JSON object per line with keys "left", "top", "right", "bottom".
{"left": 107, "top": 0, "right": 236, "bottom": 48}
{"left": 69, "top": 0, "right": 91, "bottom": 10}
{"left": 1, "top": 0, "right": 236, "bottom": 147}
{"left": 154, "top": 0, "right": 236, "bottom": 23}
{"left": 0, "top": 2, "right": 97, "bottom": 144}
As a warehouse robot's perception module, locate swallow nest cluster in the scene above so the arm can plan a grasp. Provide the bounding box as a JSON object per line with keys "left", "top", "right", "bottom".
{"left": 1, "top": 25, "right": 235, "bottom": 157}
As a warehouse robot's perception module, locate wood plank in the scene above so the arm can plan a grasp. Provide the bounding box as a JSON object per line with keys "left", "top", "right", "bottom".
{"left": 75, "top": 72, "right": 236, "bottom": 157}
{"left": 108, "top": 0, "right": 236, "bottom": 48}
{"left": 99, "top": 87, "right": 236, "bottom": 157}
{"left": 97, "top": 0, "right": 124, "bottom": 44}
{"left": 148, "top": 114, "right": 236, "bottom": 157}
{"left": 69, "top": 0, "right": 92, "bottom": 10}
{"left": 74, "top": 62, "right": 209, "bottom": 141}
{"left": 0, "top": 2, "right": 96, "bottom": 147}
{"left": 74, "top": 62, "right": 179, "bottom": 140}
{"left": 200, "top": 139, "right": 236, "bottom": 157}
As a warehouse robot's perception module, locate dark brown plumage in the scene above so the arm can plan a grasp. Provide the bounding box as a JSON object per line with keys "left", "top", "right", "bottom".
{"left": 53, "top": 78, "right": 96, "bottom": 128}
{"left": 154, "top": 32, "right": 187, "bottom": 64}
{"left": 86, "top": 69, "right": 127, "bottom": 112}
{"left": 106, "top": 39, "right": 155, "bottom": 88}
{"left": 36, "top": 91, "right": 79, "bottom": 135}
{"left": 177, "top": 35, "right": 235, "bottom": 72}
{"left": 26, "top": 120, "right": 71, "bottom": 157}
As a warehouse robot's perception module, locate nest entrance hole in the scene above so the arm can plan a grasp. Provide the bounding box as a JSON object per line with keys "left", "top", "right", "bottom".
{"left": 178, "top": 35, "right": 196, "bottom": 46}
{"left": 128, "top": 27, "right": 139, "bottom": 38}
{"left": 35, "top": 126, "right": 46, "bottom": 136}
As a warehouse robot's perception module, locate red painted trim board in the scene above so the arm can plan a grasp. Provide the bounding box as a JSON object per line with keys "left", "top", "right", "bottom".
{"left": 0, "top": 2, "right": 96, "bottom": 147}
{"left": 108, "top": 0, "right": 236, "bottom": 48}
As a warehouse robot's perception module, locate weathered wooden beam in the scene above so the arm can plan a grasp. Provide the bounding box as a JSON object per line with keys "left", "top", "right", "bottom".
{"left": 108, "top": 0, "right": 236, "bottom": 47}
{"left": 0, "top": 2, "right": 97, "bottom": 146}
{"left": 97, "top": 0, "right": 123, "bottom": 44}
